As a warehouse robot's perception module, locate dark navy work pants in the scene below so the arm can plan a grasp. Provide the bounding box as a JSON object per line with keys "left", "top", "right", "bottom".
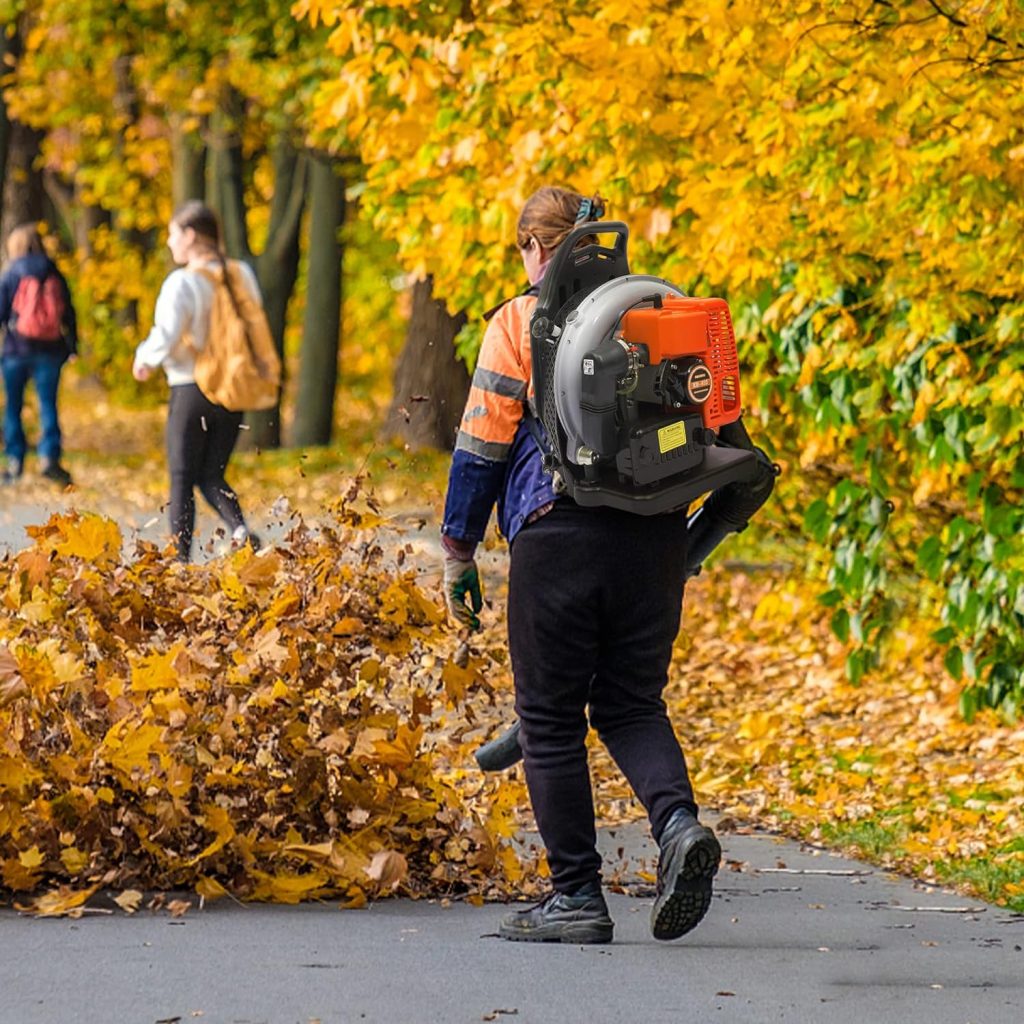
{"left": 508, "top": 500, "right": 698, "bottom": 894}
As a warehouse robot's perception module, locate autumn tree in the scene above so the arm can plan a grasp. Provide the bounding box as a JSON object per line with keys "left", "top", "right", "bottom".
{"left": 0, "top": 27, "right": 11, "bottom": 235}
{"left": 299, "top": 0, "right": 1024, "bottom": 715}
{"left": 291, "top": 154, "right": 345, "bottom": 446}
{"left": 3, "top": 0, "right": 362, "bottom": 449}
{"left": 0, "top": 16, "right": 45, "bottom": 251}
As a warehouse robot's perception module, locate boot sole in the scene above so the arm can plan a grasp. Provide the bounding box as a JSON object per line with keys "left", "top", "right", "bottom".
{"left": 651, "top": 829, "right": 721, "bottom": 941}
{"left": 499, "top": 920, "right": 614, "bottom": 944}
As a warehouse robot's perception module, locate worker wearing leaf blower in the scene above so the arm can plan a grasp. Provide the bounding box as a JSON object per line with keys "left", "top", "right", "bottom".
{"left": 441, "top": 186, "right": 722, "bottom": 945}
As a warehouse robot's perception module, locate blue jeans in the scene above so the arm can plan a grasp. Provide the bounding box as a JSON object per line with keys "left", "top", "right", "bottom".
{"left": 2, "top": 350, "right": 65, "bottom": 464}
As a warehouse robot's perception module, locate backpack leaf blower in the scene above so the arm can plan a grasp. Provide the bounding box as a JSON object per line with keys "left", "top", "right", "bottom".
{"left": 475, "top": 222, "right": 778, "bottom": 771}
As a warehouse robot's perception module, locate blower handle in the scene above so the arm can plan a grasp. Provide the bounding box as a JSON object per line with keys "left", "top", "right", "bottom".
{"left": 532, "top": 220, "right": 632, "bottom": 328}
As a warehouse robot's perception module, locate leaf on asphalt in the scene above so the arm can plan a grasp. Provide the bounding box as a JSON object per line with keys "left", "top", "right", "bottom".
{"left": 114, "top": 889, "right": 144, "bottom": 914}
{"left": 195, "top": 877, "right": 229, "bottom": 901}
{"left": 15, "top": 884, "right": 99, "bottom": 918}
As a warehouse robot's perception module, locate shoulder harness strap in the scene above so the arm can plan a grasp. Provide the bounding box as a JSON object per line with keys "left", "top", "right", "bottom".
{"left": 482, "top": 282, "right": 540, "bottom": 322}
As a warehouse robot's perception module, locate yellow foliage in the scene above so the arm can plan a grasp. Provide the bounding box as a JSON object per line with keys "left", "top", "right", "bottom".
{"left": 297, "top": 0, "right": 1023, "bottom": 346}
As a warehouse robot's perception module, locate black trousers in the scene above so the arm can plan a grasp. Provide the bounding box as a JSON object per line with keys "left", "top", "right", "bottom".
{"left": 508, "top": 501, "right": 698, "bottom": 894}
{"left": 166, "top": 383, "right": 246, "bottom": 561}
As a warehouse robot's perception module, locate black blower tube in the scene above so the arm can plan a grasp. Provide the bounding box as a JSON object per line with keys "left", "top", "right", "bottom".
{"left": 685, "top": 450, "right": 776, "bottom": 579}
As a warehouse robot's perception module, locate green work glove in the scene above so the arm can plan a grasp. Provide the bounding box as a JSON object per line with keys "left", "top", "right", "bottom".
{"left": 444, "top": 554, "right": 483, "bottom": 630}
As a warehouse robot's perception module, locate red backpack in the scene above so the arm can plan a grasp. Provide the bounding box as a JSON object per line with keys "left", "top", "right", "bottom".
{"left": 12, "top": 274, "right": 65, "bottom": 342}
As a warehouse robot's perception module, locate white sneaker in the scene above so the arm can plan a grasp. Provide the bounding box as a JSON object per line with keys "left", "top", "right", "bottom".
{"left": 231, "top": 526, "right": 263, "bottom": 551}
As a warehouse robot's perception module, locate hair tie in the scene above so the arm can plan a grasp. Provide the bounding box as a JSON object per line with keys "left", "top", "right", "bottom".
{"left": 575, "top": 197, "right": 604, "bottom": 223}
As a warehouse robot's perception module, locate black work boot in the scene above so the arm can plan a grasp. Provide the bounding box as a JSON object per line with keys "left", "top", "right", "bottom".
{"left": 499, "top": 882, "right": 614, "bottom": 944}
{"left": 651, "top": 809, "right": 721, "bottom": 941}
{"left": 40, "top": 459, "right": 73, "bottom": 486}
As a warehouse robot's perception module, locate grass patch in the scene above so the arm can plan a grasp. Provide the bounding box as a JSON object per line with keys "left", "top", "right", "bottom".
{"left": 935, "top": 856, "right": 1024, "bottom": 913}
{"left": 819, "top": 815, "right": 911, "bottom": 860}
{"left": 816, "top": 815, "right": 1024, "bottom": 912}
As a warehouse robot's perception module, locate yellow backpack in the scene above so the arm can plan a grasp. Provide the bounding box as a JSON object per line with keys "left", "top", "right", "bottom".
{"left": 193, "top": 262, "right": 282, "bottom": 412}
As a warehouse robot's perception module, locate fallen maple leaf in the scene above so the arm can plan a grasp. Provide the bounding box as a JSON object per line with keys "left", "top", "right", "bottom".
{"left": 15, "top": 884, "right": 99, "bottom": 917}
{"left": 364, "top": 850, "right": 408, "bottom": 890}
{"left": 114, "top": 889, "right": 143, "bottom": 914}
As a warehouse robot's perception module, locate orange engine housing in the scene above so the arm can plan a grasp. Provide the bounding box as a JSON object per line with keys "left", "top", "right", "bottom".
{"left": 619, "top": 296, "right": 742, "bottom": 430}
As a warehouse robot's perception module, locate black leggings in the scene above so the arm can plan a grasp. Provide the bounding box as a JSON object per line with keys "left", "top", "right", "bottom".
{"left": 508, "top": 501, "right": 698, "bottom": 894}
{"left": 166, "top": 383, "right": 246, "bottom": 560}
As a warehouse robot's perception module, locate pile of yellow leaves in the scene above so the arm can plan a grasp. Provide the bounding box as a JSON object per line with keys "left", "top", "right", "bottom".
{"left": 0, "top": 501, "right": 530, "bottom": 912}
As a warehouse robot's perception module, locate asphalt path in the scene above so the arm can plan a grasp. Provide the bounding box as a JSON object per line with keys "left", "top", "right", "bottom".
{"left": 1, "top": 821, "right": 1021, "bottom": 1024}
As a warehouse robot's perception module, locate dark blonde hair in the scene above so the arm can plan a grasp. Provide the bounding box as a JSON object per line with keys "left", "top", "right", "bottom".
{"left": 171, "top": 201, "right": 222, "bottom": 248}
{"left": 5, "top": 223, "right": 46, "bottom": 262}
{"left": 516, "top": 186, "right": 607, "bottom": 253}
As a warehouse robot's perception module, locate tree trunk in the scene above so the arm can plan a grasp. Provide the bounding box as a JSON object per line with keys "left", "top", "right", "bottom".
{"left": 247, "top": 141, "right": 308, "bottom": 449}
{"left": 171, "top": 117, "right": 207, "bottom": 209}
{"left": 0, "top": 24, "right": 45, "bottom": 253}
{"left": 210, "top": 127, "right": 273, "bottom": 443}
{"left": 77, "top": 192, "right": 113, "bottom": 254}
{"left": 41, "top": 171, "right": 73, "bottom": 250}
{"left": 42, "top": 170, "right": 110, "bottom": 253}
{"left": 0, "top": 30, "right": 11, "bottom": 237}
{"left": 292, "top": 157, "right": 345, "bottom": 447}
{"left": 208, "top": 99, "right": 310, "bottom": 450}
{"left": 383, "top": 277, "right": 470, "bottom": 451}
{"left": 208, "top": 95, "right": 252, "bottom": 263}
{"left": 0, "top": 118, "right": 45, "bottom": 253}
{"left": 112, "top": 54, "right": 151, "bottom": 326}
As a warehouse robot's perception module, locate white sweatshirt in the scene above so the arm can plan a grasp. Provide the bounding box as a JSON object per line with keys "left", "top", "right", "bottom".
{"left": 133, "top": 260, "right": 262, "bottom": 387}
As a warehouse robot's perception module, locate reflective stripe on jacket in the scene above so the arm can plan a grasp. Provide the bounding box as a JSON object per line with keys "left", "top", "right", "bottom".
{"left": 442, "top": 294, "right": 558, "bottom": 546}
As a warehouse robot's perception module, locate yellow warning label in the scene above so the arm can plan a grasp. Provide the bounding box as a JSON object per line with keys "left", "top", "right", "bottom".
{"left": 657, "top": 421, "right": 687, "bottom": 454}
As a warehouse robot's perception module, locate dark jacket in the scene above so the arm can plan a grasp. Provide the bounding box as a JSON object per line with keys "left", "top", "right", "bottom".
{"left": 0, "top": 253, "right": 78, "bottom": 360}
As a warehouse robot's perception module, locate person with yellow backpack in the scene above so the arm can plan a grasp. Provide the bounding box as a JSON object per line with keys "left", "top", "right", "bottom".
{"left": 133, "top": 201, "right": 281, "bottom": 562}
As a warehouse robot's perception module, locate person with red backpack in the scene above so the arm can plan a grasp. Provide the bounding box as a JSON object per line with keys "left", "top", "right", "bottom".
{"left": 0, "top": 222, "right": 78, "bottom": 486}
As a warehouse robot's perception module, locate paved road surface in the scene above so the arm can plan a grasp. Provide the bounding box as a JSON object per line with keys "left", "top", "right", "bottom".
{"left": 2, "top": 822, "right": 1021, "bottom": 1024}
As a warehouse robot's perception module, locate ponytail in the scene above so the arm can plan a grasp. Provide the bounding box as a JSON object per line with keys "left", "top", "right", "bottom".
{"left": 517, "top": 186, "right": 608, "bottom": 253}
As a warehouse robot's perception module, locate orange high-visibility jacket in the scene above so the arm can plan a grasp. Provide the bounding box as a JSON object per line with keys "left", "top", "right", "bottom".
{"left": 441, "top": 293, "right": 557, "bottom": 547}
